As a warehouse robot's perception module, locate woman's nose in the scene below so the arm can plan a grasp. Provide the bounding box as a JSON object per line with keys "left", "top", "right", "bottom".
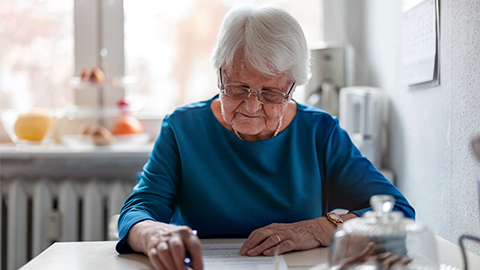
{"left": 243, "top": 92, "right": 263, "bottom": 112}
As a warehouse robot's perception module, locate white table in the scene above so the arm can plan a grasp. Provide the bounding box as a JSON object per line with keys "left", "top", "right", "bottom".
{"left": 19, "top": 236, "right": 480, "bottom": 270}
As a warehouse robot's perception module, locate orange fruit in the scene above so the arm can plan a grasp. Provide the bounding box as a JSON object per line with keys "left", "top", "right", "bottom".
{"left": 112, "top": 115, "right": 143, "bottom": 135}
{"left": 14, "top": 108, "right": 52, "bottom": 141}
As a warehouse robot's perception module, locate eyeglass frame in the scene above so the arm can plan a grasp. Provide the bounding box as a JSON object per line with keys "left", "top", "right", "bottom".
{"left": 218, "top": 68, "right": 296, "bottom": 104}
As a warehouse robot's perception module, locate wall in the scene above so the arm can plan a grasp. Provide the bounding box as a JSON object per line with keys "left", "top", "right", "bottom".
{"left": 331, "top": 0, "right": 480, "bottom": 255}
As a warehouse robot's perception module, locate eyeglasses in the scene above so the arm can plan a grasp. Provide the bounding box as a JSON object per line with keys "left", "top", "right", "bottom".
{"left": 219, "top": 69, "right": 296, "bottom": 104}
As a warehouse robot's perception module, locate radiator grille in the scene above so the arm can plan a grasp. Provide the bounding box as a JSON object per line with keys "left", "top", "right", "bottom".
{"left": 0, "top": 177, "right": 135, "bottom": 270}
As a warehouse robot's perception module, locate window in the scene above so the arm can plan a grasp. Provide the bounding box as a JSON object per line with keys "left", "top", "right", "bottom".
{"left": 0, "top": 0, "right": 74, "bottom": 110}
{"left": 124, "top": 0, "right": 323, "bottom": 113}
{"left": 0, "top": 0, "right": 322, "bottom": 113}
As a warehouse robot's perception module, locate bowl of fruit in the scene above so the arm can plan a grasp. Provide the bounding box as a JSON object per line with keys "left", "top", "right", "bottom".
{"left": 1, "top": 108, "right": 65, "bottom": 145}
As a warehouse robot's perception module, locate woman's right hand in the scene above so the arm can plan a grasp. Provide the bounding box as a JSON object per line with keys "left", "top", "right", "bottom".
{"left": 127, "top": 220, "right": 203, "bottom": 270}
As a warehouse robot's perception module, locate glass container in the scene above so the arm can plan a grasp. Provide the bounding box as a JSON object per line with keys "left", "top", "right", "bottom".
{"left": 329, "top": 195, "right": 439, "bottom": 270}
{"left": 1, "top": 108, "right": 65, "bottom": 146}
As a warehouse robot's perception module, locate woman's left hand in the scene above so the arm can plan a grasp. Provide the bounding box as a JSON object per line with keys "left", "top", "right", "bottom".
{"left": 239, "top": 217, "right": 332, "bottom": 256}
{"left": 240, "top": 214, "right": 358, "bottom": 256}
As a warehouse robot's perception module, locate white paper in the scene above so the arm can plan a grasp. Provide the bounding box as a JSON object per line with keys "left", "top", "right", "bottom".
{"left": 403, "top": 0, "right": 437, "bottom": 86}
{"left": 200, "top": 243, "right": 288, "bottom": 270}
{"left": 402, "top": 0, "right": 424, "bottom": 12}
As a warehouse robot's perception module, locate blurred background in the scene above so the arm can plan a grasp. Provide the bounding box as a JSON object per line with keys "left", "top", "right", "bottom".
{"left": 2, "top": 1, "right": 480, "bottom": 270}
{"left": 0, "top": 0, "right": 321, "bottom": 115}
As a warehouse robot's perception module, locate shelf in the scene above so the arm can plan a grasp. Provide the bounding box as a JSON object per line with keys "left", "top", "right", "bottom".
{"left": 0, "top": 142, "right": 153, "bottom": 159}
{"left": 0, "top": 143, "right": 153, "bottom": 180}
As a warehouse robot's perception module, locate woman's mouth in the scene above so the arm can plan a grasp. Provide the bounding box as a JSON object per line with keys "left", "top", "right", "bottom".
{"left": 239, "top": 113, "right": 261, "bottom": 118}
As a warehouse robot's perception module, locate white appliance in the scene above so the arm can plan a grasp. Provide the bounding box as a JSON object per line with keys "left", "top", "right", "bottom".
{"left": 339, "top": 86, "right": 384, "bottom": 168}
{"left": 305, "top": 42, "right": 354, "bottom": 117}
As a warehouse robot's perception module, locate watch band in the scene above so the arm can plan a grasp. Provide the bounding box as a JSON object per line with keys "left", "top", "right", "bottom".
{"left": 325, "top": 212, "right": 344, "bottom": 227}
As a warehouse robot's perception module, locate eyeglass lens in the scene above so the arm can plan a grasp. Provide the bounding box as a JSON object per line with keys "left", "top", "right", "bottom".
{"left": 223, "top": 86, "right": 286, "bottom": 104}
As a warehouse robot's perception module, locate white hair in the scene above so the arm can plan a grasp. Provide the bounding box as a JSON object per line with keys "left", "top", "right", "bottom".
{"left": 211, "top": 3, "right": 311, "bottom": 85}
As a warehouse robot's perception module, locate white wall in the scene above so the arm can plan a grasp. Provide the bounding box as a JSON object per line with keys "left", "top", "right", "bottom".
{"left": 325, "top": 0, "right": 480, "bottom": 255}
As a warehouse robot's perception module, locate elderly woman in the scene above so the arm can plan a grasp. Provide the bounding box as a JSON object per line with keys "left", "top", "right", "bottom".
{"left": 116, "top": 4, "right": 414, "bottom": 270}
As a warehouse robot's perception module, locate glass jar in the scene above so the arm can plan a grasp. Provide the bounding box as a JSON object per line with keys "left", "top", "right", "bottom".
{"left": 329, "top": 195, "right": 439, "bottom": 270}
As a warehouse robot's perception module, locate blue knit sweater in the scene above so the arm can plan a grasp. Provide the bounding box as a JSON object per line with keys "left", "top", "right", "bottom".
{"left": 116, "top": 95, "right": 415, "bottom": 253}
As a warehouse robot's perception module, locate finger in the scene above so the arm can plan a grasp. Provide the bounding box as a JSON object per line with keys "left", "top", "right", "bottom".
{"left": 181, "top": 229, "right": 203, "bottom": 270}
{"left": 396, "top": 257, "right": 413, "bottom": 265}
{"left": 240, "top": 229, "right": 262, "bottom": 255}
{"left": 246, "top": 234, "right": 282, "bottom": 256}
{"left": 240, "top": 228, "right": 274, "bottom": 255}
{"left": 376, "top": 252, "right": 392, "bottom": 261}
{"left": 147, "top": 247, "right": 166, "bottom": 270}
{"left": 168, "top": 236, "right": 187, "bottom": 270}
{"left": 262, "top": 239, "right": 295, "bottom": 256}
{"left": 382, "top": 255, "right": 403, "bottom": 268}
{"left": 156, "top": 241, "right": 176, "bottom": 270}
{"left": 349, "top": 242, "right": 375, "bottom": 262}
{"left": 339, "top": 242, "right": 375, "bottom": 269}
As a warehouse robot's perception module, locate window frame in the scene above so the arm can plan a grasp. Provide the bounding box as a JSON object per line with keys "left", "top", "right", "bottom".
{"left": 74, "top": 0, "right": 125, "bottom": 108}
{"left": 73, "top": 0, "right": 324, "bottom": 109}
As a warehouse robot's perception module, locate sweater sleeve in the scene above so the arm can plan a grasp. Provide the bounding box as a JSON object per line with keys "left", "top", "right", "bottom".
{"left": 321, "top": 118, "right": 415, "bottom": 219}
{"left": 116, "top": 115, "right": 181, "bottom": 253}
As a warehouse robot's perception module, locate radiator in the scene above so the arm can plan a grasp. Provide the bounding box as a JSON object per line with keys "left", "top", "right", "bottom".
{"left": 0, "top": 177, "right": 135, "bottom": 270}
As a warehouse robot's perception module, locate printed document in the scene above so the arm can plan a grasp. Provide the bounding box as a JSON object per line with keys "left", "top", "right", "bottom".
{"left": 200, "top": 243, "right": 288, "bottom": 270}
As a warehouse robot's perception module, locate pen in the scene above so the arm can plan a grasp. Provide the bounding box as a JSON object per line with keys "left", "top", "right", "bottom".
{"left": 184, "top": 251, "right": 192, "bottom": 267}
{"left": 184, "top": 230, "right": 198, "bottom": 267}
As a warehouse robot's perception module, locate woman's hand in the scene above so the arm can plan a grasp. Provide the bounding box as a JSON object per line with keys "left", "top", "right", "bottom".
{"left": 240, "top": 213, "right": 358, "bottom": 256}
{"left": 127, "top": 220, "right": 203, "bottom": 270}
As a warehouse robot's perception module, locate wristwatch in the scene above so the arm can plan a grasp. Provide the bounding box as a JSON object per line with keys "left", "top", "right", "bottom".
{"left": 325, "top": 212, "right": 344, "bottom": 227}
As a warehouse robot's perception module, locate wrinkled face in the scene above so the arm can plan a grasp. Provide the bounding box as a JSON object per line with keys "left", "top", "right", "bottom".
{"left": 219, "top": 53, "right": 294, "bottom": 137}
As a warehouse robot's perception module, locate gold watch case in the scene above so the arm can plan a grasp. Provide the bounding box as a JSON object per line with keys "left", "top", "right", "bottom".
{"left": 325, "top": 212, "right": 344, "bottom": 227}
